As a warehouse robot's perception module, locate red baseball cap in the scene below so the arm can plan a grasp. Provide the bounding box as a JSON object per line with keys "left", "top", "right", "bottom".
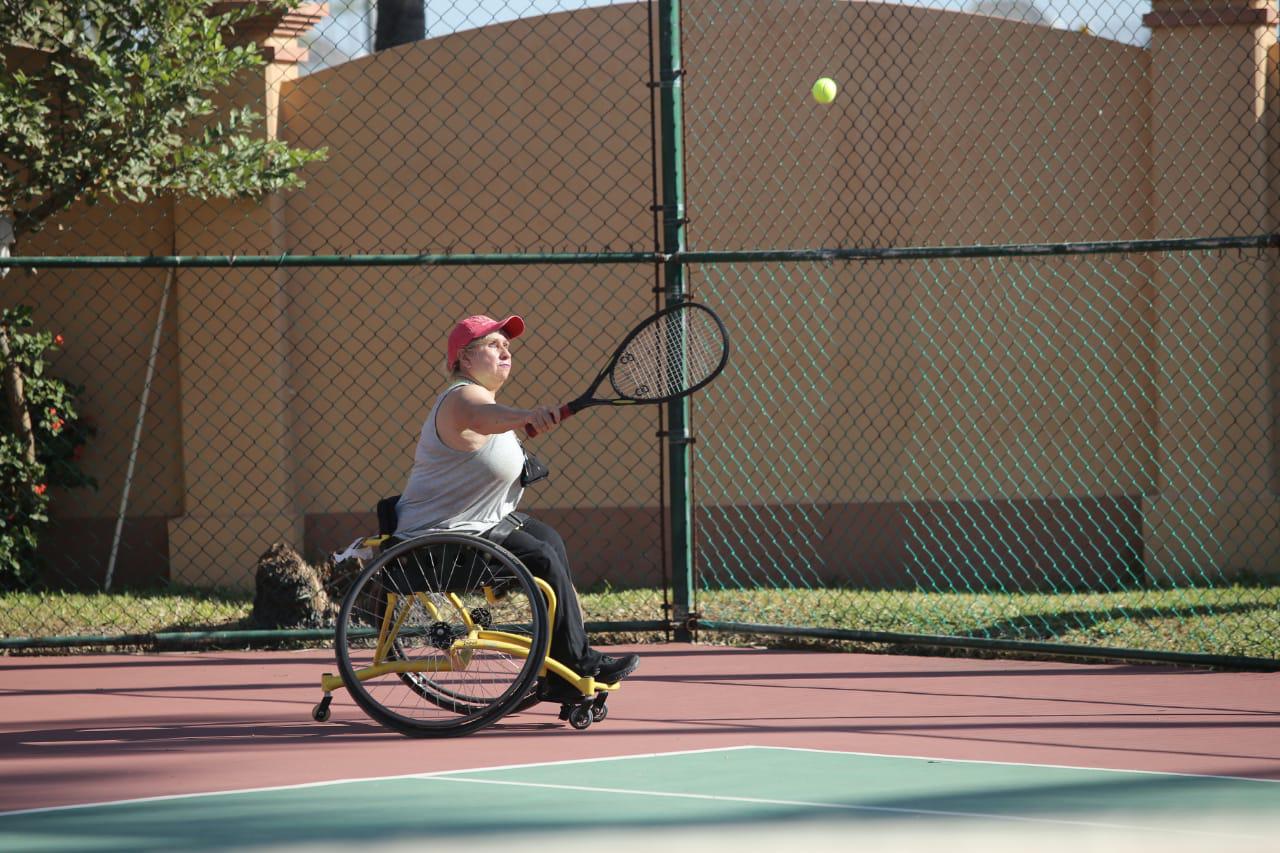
{"left": 446, "top": 314, "right": 525, "bottom": 369}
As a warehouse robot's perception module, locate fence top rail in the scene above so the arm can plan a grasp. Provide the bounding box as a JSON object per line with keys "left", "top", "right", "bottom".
{"left": 0, "top": 250, "right": 666, "bottom": 269}
{"left": 682, "top": 233, "right": 1280, "bottom": 262}
{"left": 3, "top": 234, "right": 1277, "bottom": 269}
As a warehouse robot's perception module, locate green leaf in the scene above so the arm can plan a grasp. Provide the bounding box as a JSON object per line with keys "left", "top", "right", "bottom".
{"left": 2, "top": 0, "right": 325, "bottom": 236}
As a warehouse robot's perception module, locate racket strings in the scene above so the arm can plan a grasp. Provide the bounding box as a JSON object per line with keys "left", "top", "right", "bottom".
{"left": 612, "top": 307, "right": 725, "bottom": 400}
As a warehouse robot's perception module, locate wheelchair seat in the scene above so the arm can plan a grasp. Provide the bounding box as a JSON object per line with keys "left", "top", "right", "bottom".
{"left": 371, "top": 496, "right": 517, "bottom": 595}
{"left": 377, "top": 495, "right": 400, "bottom": 537}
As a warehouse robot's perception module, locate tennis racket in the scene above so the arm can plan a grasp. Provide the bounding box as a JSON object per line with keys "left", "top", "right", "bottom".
{"left": 525, "top": 301, "right": 729, "bottom": 437}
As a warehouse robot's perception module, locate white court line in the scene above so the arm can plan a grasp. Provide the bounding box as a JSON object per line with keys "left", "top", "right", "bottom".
{"left": 2, "top": 743, "right": 1275, "bottom": 820}
{"left": 0, "top": 746, "right": 757, "bottom": 818}
{"left": 419, "top": 743, "right": 1280, "bottom": 787}
{"left": 742, "top": 745, "right": 1280, "bottom": 786}
{"left": 410, "top": 743, "right": 762, "bottom": 778}
{"left": 420, "top": 775, "right": 1273, "bottom": 841}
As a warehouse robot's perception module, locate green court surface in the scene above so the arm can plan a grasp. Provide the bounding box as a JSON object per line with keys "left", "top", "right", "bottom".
{"left": 3, "top": 747, "right": 1278, "bottom": 852}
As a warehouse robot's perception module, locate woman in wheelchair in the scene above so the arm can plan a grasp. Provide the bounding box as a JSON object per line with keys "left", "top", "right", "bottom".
{"left": 392, "top": 313, "right": 639, "bottom": 703}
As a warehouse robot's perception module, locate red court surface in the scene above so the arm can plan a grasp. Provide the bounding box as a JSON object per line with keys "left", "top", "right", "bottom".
{"left": 2, "top": 644, "right": 1278, "bottom": 813}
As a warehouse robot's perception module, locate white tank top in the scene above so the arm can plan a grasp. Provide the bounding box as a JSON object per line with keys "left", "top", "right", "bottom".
{"left": 394, "top": 382, "right": 524, "bottom": 536}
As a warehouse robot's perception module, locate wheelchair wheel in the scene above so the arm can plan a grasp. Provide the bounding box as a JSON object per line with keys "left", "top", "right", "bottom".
{"left": 335, "top": 532, "right": 548, "bottom": 737}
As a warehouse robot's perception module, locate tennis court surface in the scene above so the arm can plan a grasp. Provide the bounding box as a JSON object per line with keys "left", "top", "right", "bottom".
{"left": 3, "top": 645, "right": 1278, "bottom": 850}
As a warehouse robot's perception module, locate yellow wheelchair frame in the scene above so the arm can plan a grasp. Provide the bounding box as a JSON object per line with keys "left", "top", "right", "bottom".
{"left": 313, "top": 531, "right": 620, "bottom": 736}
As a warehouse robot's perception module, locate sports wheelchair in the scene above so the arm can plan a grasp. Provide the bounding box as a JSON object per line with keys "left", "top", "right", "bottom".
{"left": 312, "top": 497, "right": 618, "bottom": 737}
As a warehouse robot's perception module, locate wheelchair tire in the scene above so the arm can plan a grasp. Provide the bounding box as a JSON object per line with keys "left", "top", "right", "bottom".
{"left": 335, "top": 532, "right": 549, "bottom": 738}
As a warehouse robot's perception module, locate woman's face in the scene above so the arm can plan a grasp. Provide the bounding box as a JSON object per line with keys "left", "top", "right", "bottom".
{"left": 459, "top": 331, "right": 512, "bottom": 390}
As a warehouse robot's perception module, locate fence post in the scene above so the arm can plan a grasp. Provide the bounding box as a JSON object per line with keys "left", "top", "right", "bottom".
{"left": 657, "top": 0, "right": 694, "bottom": 640}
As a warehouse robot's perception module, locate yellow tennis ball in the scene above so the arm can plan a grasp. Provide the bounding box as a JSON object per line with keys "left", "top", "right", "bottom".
{"left": 812, "top": 77, "right": 837, "bottom": 104}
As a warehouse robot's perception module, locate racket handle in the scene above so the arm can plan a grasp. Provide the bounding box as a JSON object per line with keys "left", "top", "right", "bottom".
{"left": 523, "top": 404, "right": 574, "bottom": 438}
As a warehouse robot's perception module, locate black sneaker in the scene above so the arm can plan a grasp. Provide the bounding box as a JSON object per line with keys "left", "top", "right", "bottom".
{"left": 594, "top": 653, "right": 640, "bottom": 684}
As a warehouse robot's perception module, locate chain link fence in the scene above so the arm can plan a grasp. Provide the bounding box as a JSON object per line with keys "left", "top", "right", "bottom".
{"left": 694, "top": 250, "right": 1279, "bottom": 663}
{"left": 3, "top": 0, "right": 1278, "bottom": 665}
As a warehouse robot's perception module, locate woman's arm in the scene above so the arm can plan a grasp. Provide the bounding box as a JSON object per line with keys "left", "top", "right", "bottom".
{"left": 439, "top": 383, "right": 562, "bottom": 447}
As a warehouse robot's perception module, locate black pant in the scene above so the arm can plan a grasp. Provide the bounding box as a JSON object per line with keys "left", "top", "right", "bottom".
{"left": 499, "top": 516, "right": 596, "bottom": 673}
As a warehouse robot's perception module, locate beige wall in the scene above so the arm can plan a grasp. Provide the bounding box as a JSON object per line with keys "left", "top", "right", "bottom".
{"left": 4, "top": 1, "right": 1276, "bottom": 588}
{"left": 685, "top": 4, "right": 1156, "bottom": 506}
{"left": 277, "top": 5, "right": 660, "bottom": 526}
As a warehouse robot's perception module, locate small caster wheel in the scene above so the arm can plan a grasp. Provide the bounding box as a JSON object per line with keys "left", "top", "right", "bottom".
{"left": 591, "top": 696, "right": 608, "bottom": 722}
{"left": 568, "top": 704, "right": 593, "bottom": 730}
{"left": 312, "top": 696, "right": 332, "bottom": 723}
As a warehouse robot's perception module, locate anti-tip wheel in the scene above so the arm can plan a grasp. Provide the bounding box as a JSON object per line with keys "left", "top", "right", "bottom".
{"left": 568, "top": 704, "right": 594, "bottom": 730}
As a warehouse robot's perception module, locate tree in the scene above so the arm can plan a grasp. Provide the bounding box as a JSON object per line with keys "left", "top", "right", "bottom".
{"left": 0, "top": 307, "right": 94, "bottom": 589}
{"left": 0, "top": 0, "right": 327, "bottom": 241}
{"left": 1, "top": 1, "right": 326, "bottom": 583}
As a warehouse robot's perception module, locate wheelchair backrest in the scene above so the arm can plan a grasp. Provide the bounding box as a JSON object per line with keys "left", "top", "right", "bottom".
{"left": 376, "top": 495, "right": 400, "bottom": 536}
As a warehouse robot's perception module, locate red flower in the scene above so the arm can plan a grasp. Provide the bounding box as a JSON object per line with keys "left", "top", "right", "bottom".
{"left": 33, "top": 483, "right": 47, "bottom": 496}
{"left": 51, "top": 418, "right": 65, "bottom": 433}
{"left": 53, "top": 334, "right": 65, "bottom": 346}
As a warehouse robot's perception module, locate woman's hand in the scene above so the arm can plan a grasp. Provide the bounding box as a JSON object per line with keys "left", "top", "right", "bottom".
{"left": 525, "top": 403, "right": 563, "bottom": 436}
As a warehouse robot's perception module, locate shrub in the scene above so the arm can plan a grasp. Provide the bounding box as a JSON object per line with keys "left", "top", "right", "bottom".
{"left": 0, "top": 306, "right": 95, "bottom": 590}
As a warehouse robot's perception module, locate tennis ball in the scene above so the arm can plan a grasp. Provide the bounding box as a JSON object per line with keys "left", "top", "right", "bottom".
{"left": 812, "top": 77, "right": 837, "bottom": 105}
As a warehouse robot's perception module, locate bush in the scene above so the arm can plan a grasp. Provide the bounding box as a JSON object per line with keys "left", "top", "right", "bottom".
{"left": 0, "top": 305, "right": 95, "bottom": 590}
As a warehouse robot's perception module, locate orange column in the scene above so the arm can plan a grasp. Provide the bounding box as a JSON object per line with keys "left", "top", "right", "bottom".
{"left": 1141, "top": 0, "right": 1280, "bottom": 581}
